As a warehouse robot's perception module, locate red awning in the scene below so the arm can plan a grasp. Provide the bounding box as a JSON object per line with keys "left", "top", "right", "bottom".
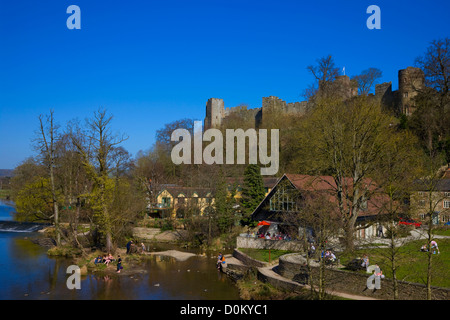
{"left": 257, "top": 220, "right": 271, "bottom": 226}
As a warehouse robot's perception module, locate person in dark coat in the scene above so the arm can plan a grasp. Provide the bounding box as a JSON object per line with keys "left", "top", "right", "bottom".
{"left": 116, "top": 255, "right": 123, "bottom": 273}
{"left": 126, "top": 240, "right": 133, "bottom": 254}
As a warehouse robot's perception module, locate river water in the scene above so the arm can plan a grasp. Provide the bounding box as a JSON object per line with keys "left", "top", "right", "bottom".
{"left": 0, "top": 200, "right": 241, "bottom": 300}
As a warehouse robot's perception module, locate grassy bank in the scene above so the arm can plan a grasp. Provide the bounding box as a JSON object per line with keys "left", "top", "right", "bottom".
{"left": 235, "top": 269, "right": 312, "bottom": 300}
{"left": 432, "top": 227, "right": 450, "bottom": 237}
{"left": 239, "top": 248, "right": 294, "bottom": 263}
{"left": 339, "top": 238, "right": 450, "bottom": 288}
{"left": 235, "top": 267, "right": 349, "bottom": 300}
{"left": 0, "top": 189, "right": 11, "bottom": 199}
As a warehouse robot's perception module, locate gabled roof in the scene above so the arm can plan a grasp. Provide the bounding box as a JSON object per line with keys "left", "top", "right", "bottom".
{"left": 251, "top": 173, "right": 386, "bottom": 223}
{"left": 157, "top": 176, "right": 279, "bottom": 199}
{"left": 413, "top": 179, "right": 450, "bottom": 192}
{"left": 226, "top": 176, "right": 279, "bottom": 188}
{"left": 158, "top": 186, "right": 214, "bottom": 198}
{"left": 413, "top": 167, "right": 450, "bottom": 191}
{"left": 284, "top": 174, "right": 377, "bottom": 192}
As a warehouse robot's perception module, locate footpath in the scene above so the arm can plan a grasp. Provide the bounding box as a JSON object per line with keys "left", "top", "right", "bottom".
{"left": 225, "top": 230, "right": 450, "bottom": 301}
{"left": 353, "top": 229, "right": 450, "bottom": 249}
{"left": 225, "top": 254, "right": 378, "bottom": 300}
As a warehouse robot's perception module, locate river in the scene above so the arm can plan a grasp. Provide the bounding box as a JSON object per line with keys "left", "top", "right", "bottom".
{"left": 0, "top": 200, "right": 241, "bottom": 300}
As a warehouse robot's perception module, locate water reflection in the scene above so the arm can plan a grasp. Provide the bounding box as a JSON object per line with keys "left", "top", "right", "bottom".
{"left": 0, "top": 200, "right": 240, "bottom": 300}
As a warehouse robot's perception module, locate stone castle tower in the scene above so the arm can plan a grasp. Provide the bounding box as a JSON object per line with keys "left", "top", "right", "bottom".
{"left": 374, "top": 66, "right": 424, "bottom": 115}
{"left": 398, "top": 67, "right": 425, "bottom": 115}
{"left": 204, "top": 98, "right": 225, "bottom": 129}
{"left": 204, "top": 67, "right": 425, "bottom": 129}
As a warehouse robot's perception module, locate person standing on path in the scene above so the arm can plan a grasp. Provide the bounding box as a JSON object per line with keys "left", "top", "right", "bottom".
{"left": 377, "top": 224, "right": 384, "bottom": 238}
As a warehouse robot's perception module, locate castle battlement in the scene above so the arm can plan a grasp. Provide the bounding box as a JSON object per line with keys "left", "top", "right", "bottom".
{"left": 204, "top": 67, "right": 424, "bottom": 129}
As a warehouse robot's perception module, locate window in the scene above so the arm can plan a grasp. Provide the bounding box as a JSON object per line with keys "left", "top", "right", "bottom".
{"left": 444, "top": 200, "right": 450, "bottom": 209}
{"left": 269, "top": 182, "right": 298, "bottom": 212}
{"left": 162, "top": 197, "right": 171, "bottom": 207}
{"left": 444, "top": 192, "right": 450, "bottom": 197}
{"left": 419, "top": 200, "right": 426, "bottom": 206}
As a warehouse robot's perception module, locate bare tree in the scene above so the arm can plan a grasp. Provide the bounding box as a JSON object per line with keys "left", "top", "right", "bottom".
{"left": 71, "top": 108, "right": 128, "bottom": 252}
{"left": 307, "top": 55, "right": 341, "bottom": 84}
{"left": 56, "top": 131, "right": 90, "bottom": 250}
{"left": 296, "top": 95, "right": 396, "bottom": 251}
{"left": 372, "top": 130, "right": 424, "bottom": 299}
{"left": 352, "top": 68, "right": 383, "bottom": 95}
{"left": 412, "top": 38, "right": 450, "bottom": 161}
{"left": 415, "top": 38, "right": 450, "bottom": 96}
{"left": 412, "top": 157, "right": 448, "bottom": 300}
{"left": 35, "top": 110, "right": 62, "bottom": 245}
{"left": 134, "top": 147, "right": 167, "bottom": 211}
{"left": 304, "top": 55, "right": 341, "bottom": 100}
{"left": 279, "top": 180, "right": 342, "bottom": 299}
{"left": 301, "top": 192, "right": 343, "bottom": 300}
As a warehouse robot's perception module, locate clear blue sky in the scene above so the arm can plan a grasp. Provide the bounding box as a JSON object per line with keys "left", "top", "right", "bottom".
{"left": 0, "top": 0, "right": 449, "bottom": 169}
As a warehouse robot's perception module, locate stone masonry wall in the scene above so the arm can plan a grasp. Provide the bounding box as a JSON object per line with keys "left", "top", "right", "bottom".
{"left": 236, "top": 236, "right": 303, "bottom": 251}
{"left": 278, "top": 253, "right": 449, "bottom": 300}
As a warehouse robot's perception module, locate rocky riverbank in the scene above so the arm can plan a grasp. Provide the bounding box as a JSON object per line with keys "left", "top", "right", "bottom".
{"left": 73, "top": 247, "right": 202, "bottom": 278}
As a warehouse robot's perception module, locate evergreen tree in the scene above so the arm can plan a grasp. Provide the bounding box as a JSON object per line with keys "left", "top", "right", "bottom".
{"left": 240, "top": 164, "right": 266, "bottom": 227}
{"left": 213, "top": 169, "right": 236, "bottom": 233}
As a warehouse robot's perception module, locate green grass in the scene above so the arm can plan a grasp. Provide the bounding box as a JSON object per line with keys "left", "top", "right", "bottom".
{"left": 0, "top": 189, "right": 11, "bottom": 199}
{"left": 339, "top": 238, "right": 450, "bottom": 288}
{"left": 432, "top": 228, "right": 450, "bottom": 237}
{"left": 239, "top": 248, "right": 294, "bottom": 263}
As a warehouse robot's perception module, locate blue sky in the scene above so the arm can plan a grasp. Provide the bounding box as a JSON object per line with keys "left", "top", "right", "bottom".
{"left": 0, "top": 0, "right": 449, "bottom": 169}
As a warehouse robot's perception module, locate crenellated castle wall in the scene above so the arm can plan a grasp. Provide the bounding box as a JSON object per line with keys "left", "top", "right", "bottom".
{"left": 204, "top": 67, "right": 425, "bottom": 129}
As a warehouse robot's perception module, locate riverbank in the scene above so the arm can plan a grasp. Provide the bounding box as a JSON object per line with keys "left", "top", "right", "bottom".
{"left": 226, "top": 241, "right": 450, "bottom": 300}
{"left": 31, "top": 222, "right": 450, "bottom": 300}
{"left": 72, "top": 247, "right": 202, "bottom": 277}
{"left": 0, "top": 200, "right": 241, "bottom": 300}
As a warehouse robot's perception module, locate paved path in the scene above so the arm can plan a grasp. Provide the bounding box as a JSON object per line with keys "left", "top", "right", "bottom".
{"left": 351, "top": 229, "right": 450, "bottom": 249}
{"left": 257, "top": 265, "right": 379, "bottom": 300}
{"left": 230, "top": 230, "right": 450, "bottom": 300}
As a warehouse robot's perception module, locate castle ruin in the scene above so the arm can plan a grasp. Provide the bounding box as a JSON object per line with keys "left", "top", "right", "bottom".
{"left": 204, "top": 66, "right": 425, "bottom": 129}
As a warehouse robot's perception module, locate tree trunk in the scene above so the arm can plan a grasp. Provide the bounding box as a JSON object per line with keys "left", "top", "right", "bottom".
{"left": 344, "top": 222, "right": 355, "bottom": 252}
{"left": 40, "top": 112, "right": 61, "bottom": 246}
{"left": 389, "top": 230, "right": 399, "bottom": 300}
{"left": 318, "top": 259, "right": 326, "bottom": 300}
{"left": 106, "top": 232, "right": 113, "bottom": 254}
{"left": 426, "top": 213, "right": 433, "bottom": 300}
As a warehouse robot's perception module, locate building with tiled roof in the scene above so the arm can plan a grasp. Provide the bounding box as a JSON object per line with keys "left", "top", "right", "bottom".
{"left": 251, "top": 173, "right": 389, "bottom": 240}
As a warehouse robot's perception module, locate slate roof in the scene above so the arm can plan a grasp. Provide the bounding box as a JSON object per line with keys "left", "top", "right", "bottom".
{"left": 413, "top": 178, "right": 450, "bottom": 192}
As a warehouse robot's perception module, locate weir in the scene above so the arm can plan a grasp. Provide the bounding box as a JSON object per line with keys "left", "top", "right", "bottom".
{"left": 0, "top": 220, "right": 50, "bottom": 232}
